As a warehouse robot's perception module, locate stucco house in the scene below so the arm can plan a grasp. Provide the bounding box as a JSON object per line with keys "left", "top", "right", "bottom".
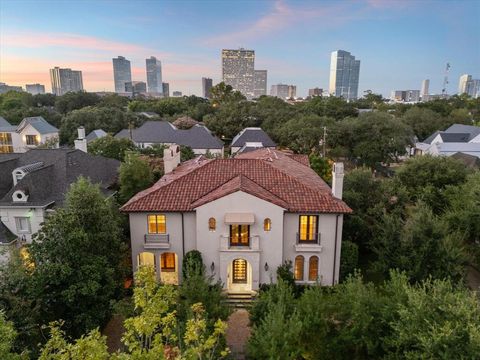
{"left": 0, "top": 116, "right": 59, "bottom": 153}
{"left": 0, "top": 148, "right": 119, "bottom": 243}
{"left": 115, "top": 120, "right": 224, "bottom": 156}
{"left": 122, "top": 146, "right": 351, "bottom": 293}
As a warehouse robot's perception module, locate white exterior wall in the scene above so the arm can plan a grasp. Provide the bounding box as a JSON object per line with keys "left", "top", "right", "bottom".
{"left": 129, "top": 212, "right": 196, "bottom": 282}
{"left": 0, "top": 207, "right": 46, "bottom": 242}
{"left": 283, "top": 213, "right": 343, "bottom": 285}
{"left": 14, "top": 124, "right": 59, "bottom": 152}
{"left": 195, "top": 191, "right": 285, "bottom": 290}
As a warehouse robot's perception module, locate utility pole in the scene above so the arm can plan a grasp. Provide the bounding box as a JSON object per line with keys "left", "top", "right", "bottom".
{"left": 322, "top": 126, "right": 327, "bottom": 158}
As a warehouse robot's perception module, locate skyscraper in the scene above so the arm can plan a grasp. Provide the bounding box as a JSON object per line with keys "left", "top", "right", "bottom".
{"left": 50, "top": 67, "right": 84, "bottom": 95}
{"left": 112, "top": 56, "right": 132, "bottom": 93}
{"left": 254, "top": 70, "right": 267, "bottom": 97}
{"left": 329, "top": 50, "right": 360, "bottom": 101}
{"left": 202, "top": 77, "right": 213, "bottom": 98}
{"left": 288, "top": 85, "right": 296, "bottom": 99}
{"left": 26, "top": 84, "right": 45, "bottom": 95}
{"left": 458, "top": 74, "right": 479, "bottom": 97}
{"left": 162, "top": 82, "right": 170, "bottom": 98}
{"left": 125, "top": 81, "right": 147, "bottom": 95}
{"left": 146, "top": 56, "right": 162, "bottom": 94}
{"left": 421, "top": 79, "right": 430, "bottom": 101}
{"left": 270, "top": 84, "right": 289, "bottom": 99}
{"left": 308, "top": 88, "right": 323, "bottom": 97}
{"left": 222, "top": 49, "right": 255, "bottom": 99}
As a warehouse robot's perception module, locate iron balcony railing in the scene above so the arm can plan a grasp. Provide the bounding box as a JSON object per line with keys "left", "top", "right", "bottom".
{"left": 220, "top": 235, "right": 260, "bottom": 250}
{"left": 144, "top": 234, "right": 170, "bottom": 248}
{"left": 296, "top": 233, "right": 321, "bottom": 245}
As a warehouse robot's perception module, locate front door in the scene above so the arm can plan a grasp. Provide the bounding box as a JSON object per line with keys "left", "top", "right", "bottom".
{"left": 232, "top": 259, "right": 247, "bottom": 283}
{"left": 230, "top": 224, "right": 250, "bottom": 247}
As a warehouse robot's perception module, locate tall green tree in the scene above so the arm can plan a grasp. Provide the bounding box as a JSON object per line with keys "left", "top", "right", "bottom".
{"left": 29, "top": 177, "right": 126, "bottom": 338}
{"left": 119, "top": 152, "right": 154, "bottom": 203}
{"left": 88, "top": 135, "right": 136, "bottom": 161}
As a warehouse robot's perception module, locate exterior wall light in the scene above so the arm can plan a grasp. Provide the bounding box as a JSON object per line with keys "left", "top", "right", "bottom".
{"left": 210, "top": 262, "right": 215, "bottom": 272}
{"left": 264, "top": 262, "right": 269, "bottom": 271}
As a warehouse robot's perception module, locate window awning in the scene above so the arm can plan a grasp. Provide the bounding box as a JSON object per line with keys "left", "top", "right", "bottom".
{"left": 224, "top": 213, "right": 255, "bottom": 224}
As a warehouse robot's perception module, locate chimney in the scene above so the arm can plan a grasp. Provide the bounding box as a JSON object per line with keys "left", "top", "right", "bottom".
{"left": 74, "top": 126, "right": 87, "bottom": 153}
{"left": 332, "top": 162, "right": 344, "bottom": 199}
{"left": 163, "top": 144, "right": 181, "bottom": 174}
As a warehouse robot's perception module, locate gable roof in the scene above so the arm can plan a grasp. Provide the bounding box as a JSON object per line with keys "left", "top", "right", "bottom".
{"left": 115, "top": 121, "right": 223, "bottom": 149}
{"left": 0, "top": 116, "right": 11, "bottom": 127}
{"left": 451, "top": 152, "right": 480, "bottom": 168}
{"left": 17, "top": 116, "right": 58, "bottom": 134}
{"left": 86, "top": 129, "right": 108, "bottom": 142}
{"left": 0, "top": 117, "right": 16, "bottom": 132}
{"left": 445, "top": 124, "right": 480, "bottom": 141}
{"left": 231, "top": 127, "right": 276, "bottom": 147}
{"left": 0, "top": 149, "right": 120, "bottom": 207}
{"left": 122, "top": 148, "right": 351, "bottom": 214}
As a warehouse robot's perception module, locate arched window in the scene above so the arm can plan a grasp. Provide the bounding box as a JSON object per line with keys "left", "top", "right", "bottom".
{"left": 294, "top": 255, "right": 304, "bottom": 281}
{"left": 264, "top": 218, "right": 271, "bottom": 232}
{"left": 309, "top": 256, "right": 319, "bottom": 281}
{"left": 161, "top": 252, "right": 176, "bottom": 272}
{"left": 138, "top": 252, "right": 155, "bottom": 269}
{"left": 208, "top": 217, "right": 216, "bottom": 232}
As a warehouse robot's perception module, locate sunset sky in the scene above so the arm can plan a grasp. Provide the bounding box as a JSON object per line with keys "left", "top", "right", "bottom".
{"left": 1, "top": 0, "right": 479, "bottom": 97}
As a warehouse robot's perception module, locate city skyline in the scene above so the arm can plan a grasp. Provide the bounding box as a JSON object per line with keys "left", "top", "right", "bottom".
{"left": 1, "top": 0, "right": 479, "bottom": 97}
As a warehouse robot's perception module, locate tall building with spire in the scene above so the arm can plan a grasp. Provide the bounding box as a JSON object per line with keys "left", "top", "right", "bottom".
{"left": 112, "top": 56, "right": 132, "bottom": 93}
{"left": 221, "top": 49, "right": 255, "bottom": 99}
{"left": 329, "top": 50, "right": 360, "bottom": 101}
{"left": 146, "top": 56, "right": 163, "bottom": 94}
{"left": 50, "top": 67, "right": 83, "bottom": 95}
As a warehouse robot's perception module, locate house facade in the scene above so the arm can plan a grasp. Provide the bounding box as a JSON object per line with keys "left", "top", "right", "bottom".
{"left": 0, "top": 116, "right": 59, "bottom": 154}
{"left": 122, "top": 147, "right": 351, "bottom": 292}
{"left": 0, "top": 148, "right": 119, "bottom": 243}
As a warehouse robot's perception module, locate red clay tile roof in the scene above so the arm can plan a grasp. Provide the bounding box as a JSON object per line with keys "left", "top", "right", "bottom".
{"left": 121, "top": 149, "right": 351, "bottom": 213}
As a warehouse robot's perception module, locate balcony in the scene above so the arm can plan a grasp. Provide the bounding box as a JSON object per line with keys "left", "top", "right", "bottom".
{"left": 295, "top": 233, "right": 322, "bottom": 252}
{"left": 220, "top": 235, "right": 260, "bottom": 251}
{"left": 144, "top": 234, "right": 170, "bottom": 249}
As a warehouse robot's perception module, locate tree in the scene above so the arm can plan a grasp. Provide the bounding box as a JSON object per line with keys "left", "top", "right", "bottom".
{"left": 209, "top": 82, "right": 245, "bottom": 105}
{"left": 339, "top": 241, "right": 359, "bottom": 281}
{"left": 29, "top": 177, "right": 126, "bottom": 338}
{"left": 203, "top": 100, "right": 256, "bottom": 139}
{"left": 395, "top": 155, "right": 469, "bottom": 213}
{"left": 372, "top": 202, "right": 468, "bottom": 283}
{"left": 309, "top": 154, "right": 333, "bottom": 183}
{"left": 118, "top": 152, "right": 154, "bottom": 203}
{"left": 54, "top": 91, "right": 100, "bottom": 114}
{"left": 400, "top": 107, "right": 447, "bottom": 140}
{"left": 88, "top": 135, "right": 136, "bottom": 161}
{"left": 0, "top": 311, "right": 23, "bottom": 360}
{"left": 180, "top": 146, "right": 196, "bottom": 162}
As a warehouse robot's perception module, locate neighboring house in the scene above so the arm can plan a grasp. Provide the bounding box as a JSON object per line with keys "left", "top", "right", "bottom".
{"left": 121, "top": 146, "right": 351, "bottom": 292}
{"left": 0, "top": 148, "right": 120, "bottom": 243}
{"left": 115, "top": 121, "right": 224, "bottom": 156}
{"left": 230, "top": 127, "right": 276, "bottom": 154}
{"left": 415, "top": 123, "right": 480, "bottom": 158}
{"left": 86, "top": 129, "right": 108, "bottom": 143}
{"left": 0, "top": 116, "right": 59, "bottom": 153}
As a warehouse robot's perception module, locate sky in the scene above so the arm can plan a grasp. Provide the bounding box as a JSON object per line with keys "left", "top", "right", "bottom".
{"left": 0, "top": 0, "right": 479, "bottom": 97}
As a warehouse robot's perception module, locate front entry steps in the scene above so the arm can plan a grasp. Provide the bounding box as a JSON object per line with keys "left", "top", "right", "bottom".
{"left": 225, "top": 291, "right": 257, "bottom": 309}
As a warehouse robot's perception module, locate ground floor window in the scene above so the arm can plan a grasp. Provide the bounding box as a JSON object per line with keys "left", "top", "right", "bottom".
{"left": 161, "top": 252, "right": 176, "bottom": 272}
{"left": 232, "top": 259, "right": 248, "bottom": 283}
{"left": 294, "top": 255, "right": 304, "bottom": 281}
{"left": 309, "top": 256, "right": 319, "bottom": 281}
{"left": 138, "top": 252, "right": 155, "bottom": 268}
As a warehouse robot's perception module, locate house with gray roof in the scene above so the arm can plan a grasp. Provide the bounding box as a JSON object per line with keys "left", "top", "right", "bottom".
{"left": 86, "top": 129, "right": 108, "bottom": 143}
{"left": 231, "top": 127, "right": 276, "bottom": 154}
{"left": 115, "top": 120, "right": 224, "bottom": 156}
{"left": 415, "top": 123, "right": 480, "bottom": 159}
{"left": 0, "top": 149, "right": 120, "bottom": 243}
{"left": 0, "top": 116, "right": 59, "bottom": 153}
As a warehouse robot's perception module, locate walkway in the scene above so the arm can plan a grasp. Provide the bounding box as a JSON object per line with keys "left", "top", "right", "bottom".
{"left": 226, "top": 309, "right": 251, "bottom": 360}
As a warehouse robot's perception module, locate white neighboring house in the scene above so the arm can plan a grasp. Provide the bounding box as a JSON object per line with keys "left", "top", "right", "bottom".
{"left": 121, "top": 147, "right": 351, "bottom": 293}
{"left": 230, "top": 127, "right": 276, "bottom": 154}
{"left": 0, "top": 147, "right": 120, "bottom": 245}
{"left": 0, "top": 116, "right": 59, "bottom": 153}
{"left": 415, "top": 124, "right": 480, "bottom": 159}
{"left": 115, "top": 121, "right": 224, "bottom": 156}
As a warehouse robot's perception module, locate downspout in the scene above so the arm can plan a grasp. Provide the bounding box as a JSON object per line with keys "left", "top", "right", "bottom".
{"left": 181, "top": 212, "right": 185, "bottom": 257}
{"left": 332, "top": 214, "right": 340, "bottom": 286}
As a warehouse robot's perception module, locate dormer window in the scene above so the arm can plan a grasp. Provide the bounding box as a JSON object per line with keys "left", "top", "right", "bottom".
{"left": 13, "top": 170, "right": 24, "bottom": 185}
{"left": 12, "top": 190, "right": 28, "bottom": 202}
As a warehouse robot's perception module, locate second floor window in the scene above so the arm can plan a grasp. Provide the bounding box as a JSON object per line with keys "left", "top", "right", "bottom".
{"left": 15, "top": 217, "right": 31, "bottom": 233}
{"left": 148, "top": 214, "right": 166, "bottom": 234}
{"left": 299, "top": 215, "right": 318, "bottom": 242}
{"left": 230, "top": 224, "right": 250, "bottom": 246}
{"left": 25, "top": 135, "right": 39, "bottom": 146}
